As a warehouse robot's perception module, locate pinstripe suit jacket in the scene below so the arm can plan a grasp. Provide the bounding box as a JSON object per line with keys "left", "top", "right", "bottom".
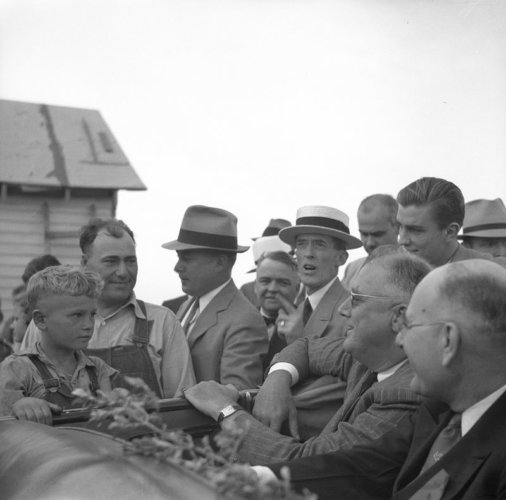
{"left": 235, "top": 337, "right": 421, "bottom": 465}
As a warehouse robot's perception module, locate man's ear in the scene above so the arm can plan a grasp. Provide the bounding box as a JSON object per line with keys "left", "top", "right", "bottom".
{"left": 32, "top": 309, "right": 47, "bottom": 331}
{"left": 445, "top": 222, "right": 460, "bottom": 240}
{"left": 81, "top": 253, "right": 88, "bottom": 268}
{"left": 391, "top": 304, "right": 407, "bottom": 334}
{"left": 441, "top": 322, "right": 460, "bottom": 367}
{"left": 336, "top": 250, "right": 348, "bottom": 267}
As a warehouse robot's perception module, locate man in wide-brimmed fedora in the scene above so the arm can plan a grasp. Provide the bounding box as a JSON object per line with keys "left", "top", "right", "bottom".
{"left": 253, "top": 205, "right": 363, "bottom": 439}
{"left": 162, "top": 205, "right": 268, "bottom": 391}
{"left": 459, "top": 198, "right": 506, "bottom": 258}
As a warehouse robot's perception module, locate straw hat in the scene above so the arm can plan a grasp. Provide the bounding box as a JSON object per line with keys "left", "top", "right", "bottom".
{"left": 279, "top": 205, "right": 362, "bottom": 250}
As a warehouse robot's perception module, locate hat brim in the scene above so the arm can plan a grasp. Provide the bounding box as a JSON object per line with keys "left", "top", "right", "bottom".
{"left": 279, "top": 225, "right": 362, "bottom": 250}
{"left": 162, "top": 240, "right": 249, "bottom": 253}
{"left": 458, "top": 229, "right": 506, "bottom": 239}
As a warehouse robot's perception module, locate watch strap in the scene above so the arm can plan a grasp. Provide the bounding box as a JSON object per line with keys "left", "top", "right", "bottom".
{"left": 217, "top": 404, "right": 242, "bottom": 423}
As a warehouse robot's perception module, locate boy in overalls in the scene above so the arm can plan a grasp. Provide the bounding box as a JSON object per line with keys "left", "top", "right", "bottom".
{"left": 0, "top": 265, "right": 117, "bottom": 425}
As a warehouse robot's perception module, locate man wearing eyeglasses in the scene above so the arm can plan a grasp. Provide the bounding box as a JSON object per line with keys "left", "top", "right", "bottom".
{"left": 250, "top": 259, "right": 506, "bottom": 500}
{"left": 184, "top": 248, "right": 431, "bottom": 465}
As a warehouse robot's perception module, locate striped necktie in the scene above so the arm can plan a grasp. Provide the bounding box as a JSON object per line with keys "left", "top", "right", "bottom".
{"left": 183, "top": 298, "right": 199, "bottom": 335}
{"left": 302, "top": 298, "right": 313, "bottom": 326}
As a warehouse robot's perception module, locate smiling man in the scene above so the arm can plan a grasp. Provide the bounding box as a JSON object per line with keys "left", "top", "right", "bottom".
{"left": 396, "top": 177, "right": 506, "bottom": 268}
{"left": 21, "top": 219, "right": 196, "bottom": 398}
{"left": 257, "top": 260, "right": 506, "bottom": 500}
{"left": 184, "top": 249, "right": 430, "bottom": 465}
{"left": 254, "top": 251, "right": 300, "bottom": 369}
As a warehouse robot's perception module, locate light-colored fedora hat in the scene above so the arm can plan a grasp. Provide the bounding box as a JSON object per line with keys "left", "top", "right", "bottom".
{"left": 162, "top": 205, "right": 249, "bottom": 253}
{"left": 458, "top": 198, "right": 506, "bottom": 239}
{"left": 247, "top": 235, "right": 293, "bottom": 273}
{"left": 279, "top": 205, "right": 362, "bottom": 250}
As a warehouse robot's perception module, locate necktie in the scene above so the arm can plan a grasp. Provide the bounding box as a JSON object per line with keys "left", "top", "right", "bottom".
{"left": 420, "top": 413, "right": 462, "bottom": 473}
{"left": 302, "top": 298, "right": 313, "bottom": 326}
{"left": 263, "top": 315, "right": 277, "bottom": 327}
{"left": 183, "top": 298, "right": 199, "bottom": 336}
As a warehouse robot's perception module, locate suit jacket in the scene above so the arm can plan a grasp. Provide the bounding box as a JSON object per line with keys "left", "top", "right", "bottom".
{"left": 451, "top": 243, "right": 506, "bottom": 268}
{"left": 341, "top": 256, "right": 366, "bottom": 290}
{"left": 235, "top": 354, "right": 420, "bottom": 465}
{"left": 177, "top": 280, "right": 268, "bottom": 390}
{"left": 287, "top": 278, "right": 350, "bottom": 438}
{"left": 268, "top": 392, "right": 506, "bottom": 500}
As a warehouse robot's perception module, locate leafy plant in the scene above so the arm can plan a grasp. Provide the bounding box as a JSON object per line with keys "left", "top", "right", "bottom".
{"left": 74, "top": 377, "right": 316, "bottom": 500}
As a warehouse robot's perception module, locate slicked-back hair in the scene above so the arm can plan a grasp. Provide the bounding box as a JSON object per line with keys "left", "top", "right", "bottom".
{"left": 22, "top": 254, "right": 61, "bottom": 284}
{"left": 27, "top": 265, "right": 103, "bottom": 311}
{"left": 256, "top": 251, "right": 298, "bottom": 272}
{"left": 80, "top": 218, "right": 135, "bottom": 256}
{"left": 439, "top": 264, "right": 506, "bottom": 339}
{"left": 397, "top": 177, "right": 465, "bottom": 228}
{"left": 365, "top": 245, "right": 432, "bottom": 296}
{"left": 359, "top": 194, "right": 399, "bottom": 226}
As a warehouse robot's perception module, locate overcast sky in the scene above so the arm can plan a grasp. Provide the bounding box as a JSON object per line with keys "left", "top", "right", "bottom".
{"left": 2, "top": 0, "right": 505, "bottom": 304}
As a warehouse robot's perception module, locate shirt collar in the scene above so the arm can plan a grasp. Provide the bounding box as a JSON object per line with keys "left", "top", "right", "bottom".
{"left": 97, "top": 292, "right": 139, "bottom": 321}
{"left": 195, "top": 278, "right": 231, "bottom": 313}
{"left": 306, "top": 275, "right": 338, "bottom": 310}
{"left": 377, "top": 359, "right": 408, "bottom": 382}
{"left": 260, "top": 307, "right": 277, "bottom": 319}
{"left": 461, "top": 382, "right": 506, "bottom": 436}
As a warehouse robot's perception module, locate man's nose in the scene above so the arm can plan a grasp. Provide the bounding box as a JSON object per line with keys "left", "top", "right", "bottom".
{"left": 338, "top": 296, "right": 352, "bottom": 318}
{"left": 174, "top": 259, "right": 183, "bottom": 273}
{"left": 398, "top": 227, "right": 409, "bottom": 246}
{"left": 116, "top": 260, "right": 128, "bottom": 276}
{"left": 267, "top": 281, "right": 279, "bottom": 292}
{"left": 365, "top": 236, "right": 376, "bottom": 252}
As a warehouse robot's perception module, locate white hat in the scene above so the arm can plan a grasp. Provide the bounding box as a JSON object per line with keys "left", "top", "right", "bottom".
{"left": 279, "top": 205, "right": 362, "bottom": 250}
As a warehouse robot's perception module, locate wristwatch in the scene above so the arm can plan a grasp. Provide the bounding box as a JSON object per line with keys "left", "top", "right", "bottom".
{"left": 217, "top": 404, "right": 242, "bottom": 423}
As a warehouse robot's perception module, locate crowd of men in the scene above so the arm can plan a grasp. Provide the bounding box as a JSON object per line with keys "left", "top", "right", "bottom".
{"left": 1, "top": 175, "right": 506, "bottom": 499}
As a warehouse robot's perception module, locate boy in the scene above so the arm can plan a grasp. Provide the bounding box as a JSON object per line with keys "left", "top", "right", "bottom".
{"left": 0, "top": 265, "right": 117, "bottom": 425}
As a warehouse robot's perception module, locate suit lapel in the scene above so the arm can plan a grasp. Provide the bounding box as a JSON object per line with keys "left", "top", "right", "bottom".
{"left": 304, "top": 279, "right": 348, "bottom": 338}
{"left": 395, "top": 392, "right": 506, "bottom": 499}
{"left": 176, "top": 297, "right": 193, "bottom": 322}
{"left": 186, "top": 280, "right": 237, "bottom": 347}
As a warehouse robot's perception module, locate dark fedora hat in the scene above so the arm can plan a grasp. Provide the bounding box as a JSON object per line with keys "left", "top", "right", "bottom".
{"left": 162, "top": 205, "right": 249, "bottom": 253}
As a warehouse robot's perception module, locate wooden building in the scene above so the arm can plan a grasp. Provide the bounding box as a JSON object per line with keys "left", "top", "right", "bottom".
{"left": 0, "top": 99, "right": 146, "bottom": 319}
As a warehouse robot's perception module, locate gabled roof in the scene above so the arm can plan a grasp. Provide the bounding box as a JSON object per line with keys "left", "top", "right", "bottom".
{"left": 0, "top": 99, "right": 146, "bottom": 191}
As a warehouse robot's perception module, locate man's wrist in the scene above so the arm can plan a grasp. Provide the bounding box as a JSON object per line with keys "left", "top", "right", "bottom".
{"left": 268, "top": 362, "right": 299, "bottom": 386}
{"left": 217, "top": 404, "right": 243, "bottom": 423}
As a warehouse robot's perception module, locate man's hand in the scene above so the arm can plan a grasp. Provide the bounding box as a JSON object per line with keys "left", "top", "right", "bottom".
{"left": 276, "top": 294, "right": 304, "bottom": 344}
{"left": 252, "top": 370, "right": 300, "bottom": 440}
{"left": 12, "top": 397, "right": 61, "bottom": 425}
{"left": 184, "top": 381, "right": 240, "bottom": 421}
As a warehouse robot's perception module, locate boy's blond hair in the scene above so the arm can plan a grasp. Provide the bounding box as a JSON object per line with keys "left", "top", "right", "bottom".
{"left": 27, "top": 265, "right": 103, "bottom": 311}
